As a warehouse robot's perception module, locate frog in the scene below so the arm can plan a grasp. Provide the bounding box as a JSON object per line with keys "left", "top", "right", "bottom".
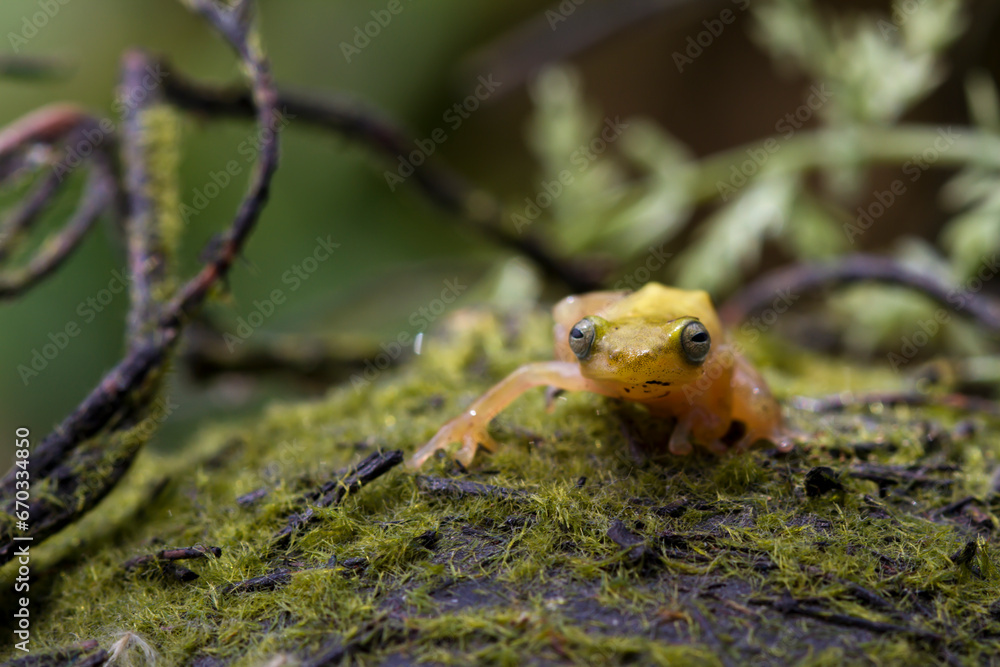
{"left": 407, "top": 282, "right": 791, "bottom": 468}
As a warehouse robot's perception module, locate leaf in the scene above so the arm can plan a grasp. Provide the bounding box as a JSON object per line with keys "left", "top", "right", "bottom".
{"left": 673, "top": 174, "right": 798, "bottom": 295}
{"left": 964, "top": 70, "right": 1000, "bottom": 134}
{"left": 941, "top": 194, "right": 1000, "bottom": 279}
{"left": 594, "top": 120, "right": 694, "bottom": 257}
{"left": 779, "top": 194, "right": 846, "bottom": 260}
{"left": 940, "top": 168, "right": 1000, "bottom": 278}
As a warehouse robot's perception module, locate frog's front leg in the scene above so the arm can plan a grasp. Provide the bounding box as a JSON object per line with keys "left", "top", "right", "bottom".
{"left": 408, "top": 361, "right": 591, "bottom": 469}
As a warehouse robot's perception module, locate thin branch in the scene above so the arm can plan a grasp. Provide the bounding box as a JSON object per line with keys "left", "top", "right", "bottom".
{"left": 718, "top": 253, "right": 1000, "bottom": 332}
{"left": 415, "top": 475, "right": 528, "bottom": 500}
{"left": 273, "top": 450, "right": 404, "bottom": 545}
{"left": 20, "top": 0, "right": 278, "bottom": 479}
{"left": 120, "top": 49, "right": 174, "bottom": 336}
{"left": 790, "top": 391, "right": 1000, "bottom": 417}
{"left": 0, "top": 0, "right": 282, "bottom": 567}
{"left": 157, "top": 58, "right": 600, "bottom": 291}
{"left": 0, "top": 54, "right": 68, "bottom": 80}
{"left": 0, "top": 164, "right": 114, "bottom": 300}
{"left": 0, "top": 165, "right": 65, "bottom": 262}
{"left": 166, "top": 0, "right": 281, "bottom": 326}
{"left": 0, "top": 106, "right": 123, "bottom": 297}
{"left": 752, "top": 595, "right": 944, "bottom": 644}
{"left": 0, "top": 104, "right": 92, "bottom": 160}
{"left": 181, "top": 322, "right": 371, "bottom": 386}
{"left": 459, "top": 0, "right": 703, "bottom": 99}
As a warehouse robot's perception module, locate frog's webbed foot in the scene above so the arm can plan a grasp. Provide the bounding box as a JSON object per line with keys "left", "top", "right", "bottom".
{"left": 408, "top": 361, "right": 589, "bottom": 469}
{"left": 409, "top": 412, "right": 499, "bottom": 469}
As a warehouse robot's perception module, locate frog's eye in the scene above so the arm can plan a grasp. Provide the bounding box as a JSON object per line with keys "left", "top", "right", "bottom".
{"left": 680, "top": 320, "right": 711, "bottom": 364}
{"left": 568, "top": 318, "right": 597, "bottom": 360}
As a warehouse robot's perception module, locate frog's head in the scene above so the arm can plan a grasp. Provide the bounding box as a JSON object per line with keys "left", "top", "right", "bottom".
{"left": 565, "top": 315, "right": 712, "bottom": 398}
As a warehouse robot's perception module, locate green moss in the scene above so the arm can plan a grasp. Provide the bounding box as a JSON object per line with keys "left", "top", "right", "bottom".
{"left": 2, "top": 309, "right": 999, "bottom": 665}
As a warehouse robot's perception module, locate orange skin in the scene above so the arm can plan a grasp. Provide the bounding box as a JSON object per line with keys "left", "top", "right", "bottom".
{"left": 408, "top": 283, "right": 789, "bottom": 468}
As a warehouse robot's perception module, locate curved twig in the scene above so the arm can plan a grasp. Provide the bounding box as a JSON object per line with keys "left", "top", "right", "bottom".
{"left": 791, "top": 391, "right": 1000, "bottom": 418}
{"left": 0, "top": 54, "right": 68, "bottom": 80}
{"left": 0, "top": 0, "right": 282, "bottom": 567}
{"left": 25, "top": 0, "right": 279, "bottom": 485}
{"left": 0, "top": 166, "right": 113, "bottom": 299}
{"left": 0, "top": 165, "right": 65, "bottom": 262}
{"left": 0, "top": 104, "right": 93, "bottom": 162}
{"left": 718, "top": 254, "right": 1000, "bottom": 333}
{"left": 459, "top": 0, "right": 704, "bottom": 99}
{"left": 0, "top": 109, "right": 122, "bottom": 299}
{"left": 166, "top": 0, "right": 281, "bottom": 324}
{"left": 121, "top": 49, "right": 175, "bottom": 336}
{"left": 157, "top": 58, "right": 600, "bottom": 291}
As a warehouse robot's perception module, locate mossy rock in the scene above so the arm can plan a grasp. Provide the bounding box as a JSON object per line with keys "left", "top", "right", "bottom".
{"left": 2, "top": 309, "right": 1000, "bottom": 666}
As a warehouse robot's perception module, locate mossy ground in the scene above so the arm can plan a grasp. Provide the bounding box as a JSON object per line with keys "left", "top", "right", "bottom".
{"left": 2, "top": 309, "right": 1000, "bottom": 666}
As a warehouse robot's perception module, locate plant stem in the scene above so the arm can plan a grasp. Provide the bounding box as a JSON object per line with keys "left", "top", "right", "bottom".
{"left": 689, "top": 125, "right": 1000, "bottom": 203}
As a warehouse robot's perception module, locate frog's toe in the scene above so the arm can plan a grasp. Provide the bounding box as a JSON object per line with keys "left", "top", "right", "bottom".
{"left": 452, "top": 429, "right": 496, "bottom": 467}
{"left": 775, "top": 433, "right": 796, "bottom": 452}
{"left": 668, "top": 420, "right": 693, "bottom": 456}
{"left": 409, "top": 419, "right": 470, "bottom": 468}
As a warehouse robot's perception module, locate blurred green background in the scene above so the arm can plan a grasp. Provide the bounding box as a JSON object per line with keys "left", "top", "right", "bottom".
{"left": 0, "top": 0, "right": 556, "bottom": 466}
{"left": 1, "top": 0, "right": 997, "bottom": 469}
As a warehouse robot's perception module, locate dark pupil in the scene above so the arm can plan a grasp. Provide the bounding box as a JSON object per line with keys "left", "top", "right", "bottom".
{"left": 570, "top": 327, "right": 584, "bottom": 339}
{"left": 690, "top": 332, "right": 708, "bottom": 343}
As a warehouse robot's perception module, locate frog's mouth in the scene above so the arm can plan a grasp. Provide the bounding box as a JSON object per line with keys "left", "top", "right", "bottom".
{"left": 621, "top": 381, "right": 672, "bottom": 400}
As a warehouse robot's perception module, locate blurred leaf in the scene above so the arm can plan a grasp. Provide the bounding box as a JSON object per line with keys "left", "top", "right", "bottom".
{"left": 940, "top": 167, "right": 1000, "bottom": 278}
{"left": 829, "top": 284, "right": 938, "bottom": 356}
{"left": 778, "top": 193, "right": 846, "bottom": 260}
{"left": 964, "top": 70, "right": 1000, "bottom": 134}
{"left": 525, "top": 65, "right": 630, "bottom": 253}
{"left": 674, "top": 174, "right": 798, "bottom": 295}
{"left": 597, "top": 120, "right": 694, "bottom": 257}
{"left": 753, "top": 0, "right": 965, "bottom": 124}
{"left": 900, "top": 0, "right": 966, "bottom": 54}
{"left": 941, "top": 192, "right": 1000, "bottom": 279}
{"left": 526, "top": 66, "right": 600, "bottom": 175}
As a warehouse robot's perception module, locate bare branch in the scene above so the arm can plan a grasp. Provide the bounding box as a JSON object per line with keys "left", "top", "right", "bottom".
{"left": 0, "top": 165, "right": 64, "bottom": 262}
{"left": 718, "top": 254, "right": 1000, "bottom": 333}
{"left": 0, "top": 165, "right": 114, "bottom": 300}
{"left": 157, "top": 59, "right": 600, "bottom": 291}
{"left": 0, "top": 0, "right": 282, "bottom": 567}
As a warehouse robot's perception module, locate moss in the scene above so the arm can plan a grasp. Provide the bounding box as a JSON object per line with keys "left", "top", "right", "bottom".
{"left": 2, "top": 309, "right": 999, "bottom": 665}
